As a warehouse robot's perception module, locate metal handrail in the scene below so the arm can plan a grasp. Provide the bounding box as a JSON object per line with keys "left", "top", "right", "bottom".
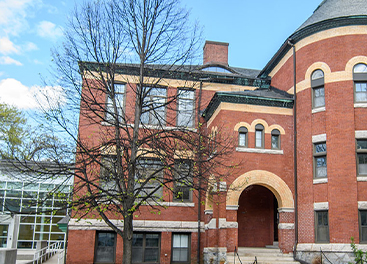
{"left": 252, "top": 256, "right": 257, "bottom": 264}
{"left": 33, "top": 241, "right": 63, "bottom": 264}
{"left": 234, "top": 247, "right": 243, "bottom": 264}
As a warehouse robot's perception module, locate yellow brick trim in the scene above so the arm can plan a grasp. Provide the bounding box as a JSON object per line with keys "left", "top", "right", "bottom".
{"left": 270, "top": 25, "right": 367, "bottom": 78}
{"left": 233, "top": 122, "right": 251, "bottom": 132}
{"left": 226, "top": 170, "right": 294, "bottom": 208}
{"left": 345, "top": 56, "right": 367, "bottom": 73}
{"left": 268, "top": 125, "right": 285, "bottom": 135}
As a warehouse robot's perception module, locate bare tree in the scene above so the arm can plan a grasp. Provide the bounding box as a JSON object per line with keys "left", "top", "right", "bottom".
{"left": 16, "top": 0, "right": 237, "bottom": 263}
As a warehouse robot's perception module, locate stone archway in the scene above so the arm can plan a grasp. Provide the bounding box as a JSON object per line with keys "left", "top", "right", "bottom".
{"left": 226, "top": 170, "right": 295, "bottom": 252}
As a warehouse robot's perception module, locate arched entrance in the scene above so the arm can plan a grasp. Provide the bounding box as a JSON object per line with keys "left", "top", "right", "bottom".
{"left": 226, "top": 170, "right": 295, "bottom": 252}
{"left": 237, "top": 185, "right": 278, "bottom": 247}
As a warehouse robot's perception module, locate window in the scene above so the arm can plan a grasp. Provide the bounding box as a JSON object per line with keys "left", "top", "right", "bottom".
{"left": 360, "top": 210, "right": 367, "bottom": 243}
{"left": 238, "top": 127, "right": 248, "bottom": 147}
{"left": 172, "top": 233, "right": 190, "bottom": 263}
{"left": 141, "top": 87, "right": 167, "bottom": 126}
{"left": 100, "top": 155, "right": 118, "bottom": 192}
{"left": 132, "top": 233, "right": 160, "bottom": 263}
{"left": 135, "top": 159, "right": 163, "bottom": 198}
{"left": 173, "top": 160, "right": 192, "bottom": 202}
{"left": 177, "top": 89, "right": 195, "bottom": 127}
{"left": 106, "top": 83, "right": 125, "bottom": 121}
{"left": 201, "top": 66, "right": 232, "bottom": 73}
{"left": 357, "top": 140, "right": 367, "bottom": 175}
{"left": 315, "top": 211, "right": 329, "bottom": 243}
{"left": 311, "top": 70, "right": 325, "bottom": 108}
{"left": 94, "top": 232, "right": 116, "bottom": 263}
{"left": 255, "top": 124, "right": 264, "bottom": 148}
{"left": 314, "top": 142, "right": 327, "bottom": 178}
{"left": 271, "top": 129, "right": 280, "bottom": 149}
{"left": 354, "top": 63, "right": 367, "bottom": 103}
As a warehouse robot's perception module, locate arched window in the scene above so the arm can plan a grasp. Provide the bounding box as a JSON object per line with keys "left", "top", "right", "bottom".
{"left": 255, "top": 124, "right": 264, "bottom": 148}
{"left": 353, "top": 63, "right": 367, "bottom": 103}
{"left": 311, "top": 69, "right": 325, "bottom": 108}
{"left": 238, "top": 127, "right": 248, "bottom": 147}
{"left": 271, "top": 129, "right": 280, "bottom": 149}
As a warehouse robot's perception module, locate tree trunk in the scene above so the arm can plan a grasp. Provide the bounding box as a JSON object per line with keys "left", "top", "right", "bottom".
{"left": 122, "top": 214, "right": 134, "bottom": 264}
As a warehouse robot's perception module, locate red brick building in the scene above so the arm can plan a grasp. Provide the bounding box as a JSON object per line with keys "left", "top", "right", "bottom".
{"left": 67, "top": 0, "right": 367, "bottom": 263}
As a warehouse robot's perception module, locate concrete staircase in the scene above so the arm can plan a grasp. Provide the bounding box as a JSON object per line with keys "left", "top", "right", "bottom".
{"left": 227, "top": 247, "right": 301, "bottom": 264}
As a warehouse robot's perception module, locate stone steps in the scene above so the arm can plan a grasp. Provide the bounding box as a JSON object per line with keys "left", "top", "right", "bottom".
{"left": 227, "top": 247, "right": 301, "bottom": 264}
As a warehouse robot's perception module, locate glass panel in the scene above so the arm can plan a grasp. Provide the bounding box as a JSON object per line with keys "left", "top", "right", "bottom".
{"left": 361, "top": 211, "right": 367, "bottom": 226}
{"left": 7, "top": 182, "right": 23, "bottom": 190}
{"left": 362, "top": 227, "right": 367, "bottom": 242}
{"left": 177, "top": 90, "right": 194, "bottom": 127}
{"left": 239, "top": 133, "right": 246, "bottom": 146}
{"left": 141, "top": 87, "right": 166, "bottom": 125}
{"left": 5, "top": 199, "right": 21, "bottom": 212}
{"left": 359, "top": 154, "right": 367, "bottom": 174}
{"left": 0, "top": 225, "right": 8, "bottom": 248}
{"left": 271, "top": 135, "right": 279, "bottom": 149}
{"left": 255, "top": 130, "right": 262, "bottom": 148}
{"left": 17, "top": 241, "right": 33, "bottom": 249}
{"left": 354, "top": 64, "right": 367, "bottom": 73}
{"left": 357, "top": 140, "right": 367, "bottom": 150}
{"left": 144, "top": 248, "right": 159, "bottom": 262}
{"left": 172, "top": 248, "right": 188, "bottom": 262}
{"left": 5, "top": 190, "right": 22, "bottom": 198}
{"left": 132, "top": 234, "right": 143, "bottom": 247}
{"left": 312, "top": 70, "right": 324, "bottom": 80}
{"left": 145, "top": 234, "right": 159, "bottom": 247}
{"left": 315, "top": 156, "right": 327, "bottom": 178}
{"left": 18, "top": 225, "right": 34, "bottom": 240}
{"left": 356, "top": 91, "right": 367, "bottom": 102}
{"left": 315, "top": 143, "right": 326, "bottom": 153}
{"left": 202, "top": 66, "right": 232, "bottom": 73}
{"left": 132, "top": 248, "right": 143, "bottom": 263}
{"left": 95, "top": 232, "right": 116, "bottom": 263}
{"left": 313, "top": 87, "right": 325, "bottom": 108}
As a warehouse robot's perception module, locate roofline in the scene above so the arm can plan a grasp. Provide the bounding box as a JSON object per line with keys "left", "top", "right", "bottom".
{"left": 80, "top": 61, "right": 271, "bottom": 88}
{"left": 202, "top": 92, "right": 294, "bottom": 122}
{"left": 258, "top": 15, "right": 367, "bottom": 78}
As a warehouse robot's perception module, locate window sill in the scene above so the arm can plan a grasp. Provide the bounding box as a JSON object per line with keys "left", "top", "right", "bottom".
{"left": 236, "top": 147, "right": 283, "bottom": 155}
{"left": 313, "top": 178, "right": 328, "bottom": 184}
{"left": 354, "top": 103, "right": 367, "bottom": 108}
{"left": 100, "top": 121, "right": 197, "bottom": 131}
{"left": 312, "top": 107, "right": 326, "bottom": 114}
{"left": 357, "top": 176, "right": 367, "bottom": 182}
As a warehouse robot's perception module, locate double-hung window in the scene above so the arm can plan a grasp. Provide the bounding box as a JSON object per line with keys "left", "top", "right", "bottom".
{"left": 100, "top": 155, "right": 118, "bottom": 192}
{"left": 354, "top": 63, "right": 367, "bottom": 103}
{"left": 141, "top": 87, "right": 167, "bottom": 126}
{"left": 315, "top": 211, "right": 329, "bottom": 243}
{"left": 177, "top": 89, "right": 195, "bottom": 127}
{"left": 173, "top": 160, "right": 192, "bottom": 202}
{"left": 314, "top": 142, "right": 327, "bottom": 178}
{"left": 238, "top": 127, "right": 248, "bottom": 147}
{"left": 311, "top": 70, "right": 325, "bottom": 109}
{"left": 132, "top": 233, "right": 160, "bottom": 263}
{"left": 172, "top": 233, "right": 190, "bottom": 263}
{"left": 94, "top": 232, "right": 116, "bottom": 263}
{"left": 106, "top": 83, "right": 125, "bottom": 122}
{"left": 271, "top": 129, "right": 280, "bottom": 149}
{"left": 135, "top": 159, "right": 163, "bottom": 198}
{"left": 357, "top": 140, "right": 367, "bottom": 176}
{"left": 255, "top": 124, "right": 264, "bottom": 148}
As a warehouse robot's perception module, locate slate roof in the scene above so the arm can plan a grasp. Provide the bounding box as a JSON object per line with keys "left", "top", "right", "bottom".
{"left": 296, "top": 0, "right": 367, "bottom": 32}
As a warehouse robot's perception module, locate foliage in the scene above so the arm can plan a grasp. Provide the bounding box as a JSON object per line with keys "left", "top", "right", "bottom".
{"left": 349, "top": 237, "right": 367, "bottom": 264}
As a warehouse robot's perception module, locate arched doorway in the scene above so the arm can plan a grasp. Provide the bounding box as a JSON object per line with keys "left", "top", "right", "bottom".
{"left": 237, "top": 185, "right": 278, "bottom": 247}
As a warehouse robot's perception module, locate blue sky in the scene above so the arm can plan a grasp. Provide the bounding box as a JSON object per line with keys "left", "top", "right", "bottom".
{"left": 0, "top": 0, "right": 322, "bottom": 110}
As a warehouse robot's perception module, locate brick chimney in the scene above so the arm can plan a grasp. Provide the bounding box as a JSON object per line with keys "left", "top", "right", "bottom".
{"left": 203, "top": 40, "right": 229, "bottom": 66}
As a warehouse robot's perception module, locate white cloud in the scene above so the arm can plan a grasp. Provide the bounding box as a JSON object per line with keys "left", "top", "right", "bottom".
{"left": 0, "top": 78, "right": 66, "bottom": 110}
{"left": 0, "top": 37, "right": 20, "bottom": 55}
{"left": 23, "top": 42, "right": 38, "bottom": 52}
{"left": 0, "top": 0, "right": 40, "bottom": 36}
{"left": 36, "top": 21, "right": 63, "bottom": 41}
{"left": 33, "top": 59, "right": 43, "bottom": 65}
{"left": 0, "top": 56, "right": 23, "bottom": 66}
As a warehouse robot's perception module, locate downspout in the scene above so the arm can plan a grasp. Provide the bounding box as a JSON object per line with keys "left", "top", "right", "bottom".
{"left": 288, "top": 39, "right": 299, "bottom": 260}
{"left": 197, "top": 80, "right": 203, "bottom": 264}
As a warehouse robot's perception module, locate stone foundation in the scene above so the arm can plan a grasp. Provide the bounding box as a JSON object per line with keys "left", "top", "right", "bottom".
{"left": 203, "top": 247, "right": 227, "bottom": 264}
{"left": 296, "top": 243, "right": 367, "bottom": 264}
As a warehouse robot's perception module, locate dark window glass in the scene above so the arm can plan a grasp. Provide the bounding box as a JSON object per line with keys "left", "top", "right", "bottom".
{"left": 255, "top": 124, "right": 264, "bottom": 148}
{"left": 357, "top": 140, "right": 367, "bottom": 175}
{"left": 315, "top": 211, "right": 329, "bottom": 243}
{"left": 314, "top": 142, "right": 327, "bottom": 178}
{"left": 94, "top": 232, "right": 116, "bottom": 263}
{"left": 172, "top": 233, "right": 190, "bottom": 263}
{"left": 100, "top": 155, "right": 119, "bottom": 192}
{"left": 354, "top": 64, "right": 367, "bottom": 103}
{"left": 132, "top": 233, "right": 160, "bottom": 263}
{"left": 136, "top": 159, "right": 163, "bottom": 198}
{"left": 174, "top": 161, "right": 192, "bottom": 202}
{"left": 360, "top": 211, "right": 367, "bottom": 243}
{"left": 271, "top": 129, "right": 280, "bottom": 149}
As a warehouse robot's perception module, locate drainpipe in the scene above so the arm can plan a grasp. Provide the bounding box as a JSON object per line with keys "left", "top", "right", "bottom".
{"left": 197, "top": 80, "right": 203, "bottom": 264}
{"left": 288, "top": 39, "right": 299, "bottom": 259}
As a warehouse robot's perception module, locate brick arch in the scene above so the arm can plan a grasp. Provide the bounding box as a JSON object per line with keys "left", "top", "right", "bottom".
{"left": 227, "top": 170, "right": 294, "bottom": 209}
{"left": 345, "top": 56, "right": 367, "bottom": 75}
